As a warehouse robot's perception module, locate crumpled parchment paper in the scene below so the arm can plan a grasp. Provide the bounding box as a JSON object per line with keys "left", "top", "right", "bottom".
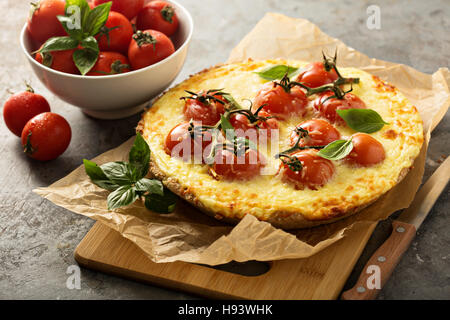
{"left": 34, "top": 13, "right": 449, "bottom": 265}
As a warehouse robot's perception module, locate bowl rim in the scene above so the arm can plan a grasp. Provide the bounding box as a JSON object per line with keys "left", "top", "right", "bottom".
{"left": 20, "top": 0, "right": 193, "bottom": 80}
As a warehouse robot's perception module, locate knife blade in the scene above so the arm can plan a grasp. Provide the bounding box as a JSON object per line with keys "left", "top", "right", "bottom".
{"left": 341, "top": 156, "right": 450, "bottom": 300}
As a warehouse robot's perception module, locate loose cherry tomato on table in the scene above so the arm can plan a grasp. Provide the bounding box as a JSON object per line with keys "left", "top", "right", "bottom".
{"left": 21, "top": 112, "right": 71, "bottom": 161}
{"left": 253, "top": 82, "right": 307, "bottom": 120}
{"left": 136, "top": 0, "right": 179, "bottom": 37}
{"left": 128, "top": 30, "right": 175, "bottom": 70}
{"left": 3, "top": 85, "right": 51, "bottom": 137}
{"left": 96, "top": 11, "right": 134, "bottom": 54}
{"left": 86, "top": 52, "right": 130, "bottom": 76}
{"left": 295, "top": 61, "right": 338, "bottom": 88}
{"left": 165, "top": 122, "right": 212, "bottom": 163}
{"left": 313, "top": 92, "right": 366, "bottom": 124}
{"left": 27, "top": 0, "right": 66, "bottom": 46}
{"left": 345, "top": 133, "right": 385, "bottom": 167}
{"left": 279, "top": 149, "right": 335, "bottom": 190}
{"left": 290, "top": 119, "right": 340, "bottom": 147}
{"left": 93, "top": 0, "right": 144, "bottom": 20}
{"left": 229, "top": 110, "right": 279, "bottom": 141}
{"left": 35, "top": 48, "right": 79, "bottom": 74}
{"left": 182, "top": 90, "right": 227, "bottom": 126}
{"left": 213, "top": 148, "right": 265, "bottom": 180}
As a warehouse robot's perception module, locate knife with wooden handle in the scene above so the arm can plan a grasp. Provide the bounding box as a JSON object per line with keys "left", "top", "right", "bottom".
{"left": 341, "top": 156, "right": 450, "bottom": 300}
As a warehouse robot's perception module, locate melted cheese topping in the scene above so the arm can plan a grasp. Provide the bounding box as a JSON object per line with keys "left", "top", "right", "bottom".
{"left": 139, "top": 60, "right": 423, "bottom": 221}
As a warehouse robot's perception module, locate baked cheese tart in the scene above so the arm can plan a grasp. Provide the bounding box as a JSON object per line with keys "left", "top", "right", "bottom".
{"left": 137, "top": 56, "right": 423, "bottom": 229}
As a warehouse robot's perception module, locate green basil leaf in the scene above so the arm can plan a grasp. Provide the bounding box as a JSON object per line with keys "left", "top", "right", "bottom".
{"left": 221, "top": 114, "right": 235, "bottom": 140}
{"left": 317, "top": 139, "right": 354, "bottom": 160}
{"left": 57, "top": 15, "right": 83, "bottom": 40}
{"left": 84, "top": 2, "right": 111, "bottom": 36}
{"left": 337, "top": 108, "right": 389, "bottom": 133}
{"left": 135, "top": 178, "right": 164, "bottom": 195}
{"left": 38, "top": 36, "right": 79, "bottom": 53}
{"left": 83, "top": 159, "right": 120, "bottom": 191}
{"left": 80, "top": 36, "right": 99, "bottom": 52}
{"left": 107, "top": 185, "right": 138, "bottom": 210}
{"left": 254, "top": 64, "right": 299, "bottom": 81}
{"left": 100, "top": 161, "right": 136, "bottom": 185}
{"left": 144, "top": 188, "right": 178, "bottom": 213}
{"left": 129, "top": 133, "right": 151, "bottom": 179}
{"left": 73, "top": 38, "right": 99, "bottom": 75}
{"left": 65, "top": 0, "right": 90, "bottom": 30}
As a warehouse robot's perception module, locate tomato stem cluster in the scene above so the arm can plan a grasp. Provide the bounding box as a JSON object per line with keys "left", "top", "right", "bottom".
{"left": 181, "top": 89, "right": 228, "bottom": 106}
{"left": 97, "top": 25, "right": 121, "bottom": 47}
{"left": 273, "top": 52, "right": 359, "bottom": 99}
{"left": 110, "top": 60, "right": 130, "bottom": 74}
{"left": 225, "top": 102, "right": 273, "bottom": 129}
{"left": 133, "top": 30, "right": 157, "bottom": 50}
{"left": 275, "top": 127, "right": 324, "bottom": 171}
{"left": 161, "top": 5, "right": 175, "bottom": 23}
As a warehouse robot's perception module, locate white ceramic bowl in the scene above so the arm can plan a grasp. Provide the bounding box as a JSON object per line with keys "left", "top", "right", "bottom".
{"left": 20, "top": 0, "right": 193, "bottom": 119}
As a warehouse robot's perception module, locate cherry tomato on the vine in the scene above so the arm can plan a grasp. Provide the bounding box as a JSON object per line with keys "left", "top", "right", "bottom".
{"left": 21, "top": 112, "right": 71, "bottom": 161}
{"left": 280, "top": 149, "right": 335, "bottom": 190}
{"left": 213, "top": 148, "right": 265, "bottom": 180}
{"left": 229, "top": 110, "right": 279, "bottom": 141}
{"left": 290, "top": 119, "right": 340, "bottom": 147}
{"left": 183, "top": 91, "right": 227, "bottom": 126}
{"left": 345, "top": 133, "right": 385, "bottom": 167}
{"left": 253, "top": 82, "right": 307, "bottom": 119}
{"left": 165, "top": 122, "right": 212, "bottom": 163}
{"left": 295, "top": 61, "right": 338, "bottom": 88}
{"left": 313, "top": 91, "right": 366, "bottom": 124}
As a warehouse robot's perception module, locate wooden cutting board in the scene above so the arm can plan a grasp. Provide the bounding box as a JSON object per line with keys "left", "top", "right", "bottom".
{"left": 74, "top": 221, "right": 377, "bottom": 300}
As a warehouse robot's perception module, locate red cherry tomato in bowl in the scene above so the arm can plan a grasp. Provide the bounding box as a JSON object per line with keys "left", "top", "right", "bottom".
{"left": 3, "top": 86, "right": 51, "bottom": 137}
{"left": 136, "top": 1, "right": 179, "bottom": 37}
{"left": 295, "top": 61, "right": 338, "bottom": 88}
{"left": 128, "top": 29, "right": 175, "bottom": 70}
{"left": 96, "top": 11, "right": 133, "bottom": 54}
{"left": 27, "top": 0, "right": 66, "bottom": 46}
{"left": 93, "top": 0, "right": 144, "bottom": 20}
{"left": 313, "top": 92, "right": 366, "bottom": 124}
{"left": 253, "top": 82, "right": 307, "bottom": 120}
{"left": 345, "top": 133, "right": 385, "bottom": 167}
{"left": 21, "top": 112, "right": 71, "bottom": 161}
{"left": 280, "top": 149, "right": 335, "bottom": 190}
{"left": 86, "top": 52, "right": 130, "bottom": 76}
{"left": 35, "top": 48, "right": 79, "bottom": 74}
{"left": 290, "top": 119, "right": 340, "bottom": 147}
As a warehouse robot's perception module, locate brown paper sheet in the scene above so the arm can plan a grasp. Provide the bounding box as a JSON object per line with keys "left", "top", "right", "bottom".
{"left": 34, "top": 13, "right": 449, "bottom": 265}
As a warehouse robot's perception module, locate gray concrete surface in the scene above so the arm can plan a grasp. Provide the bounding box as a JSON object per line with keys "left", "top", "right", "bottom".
{"left": 0, "top": 0, "right": 449, "bottom": 300}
